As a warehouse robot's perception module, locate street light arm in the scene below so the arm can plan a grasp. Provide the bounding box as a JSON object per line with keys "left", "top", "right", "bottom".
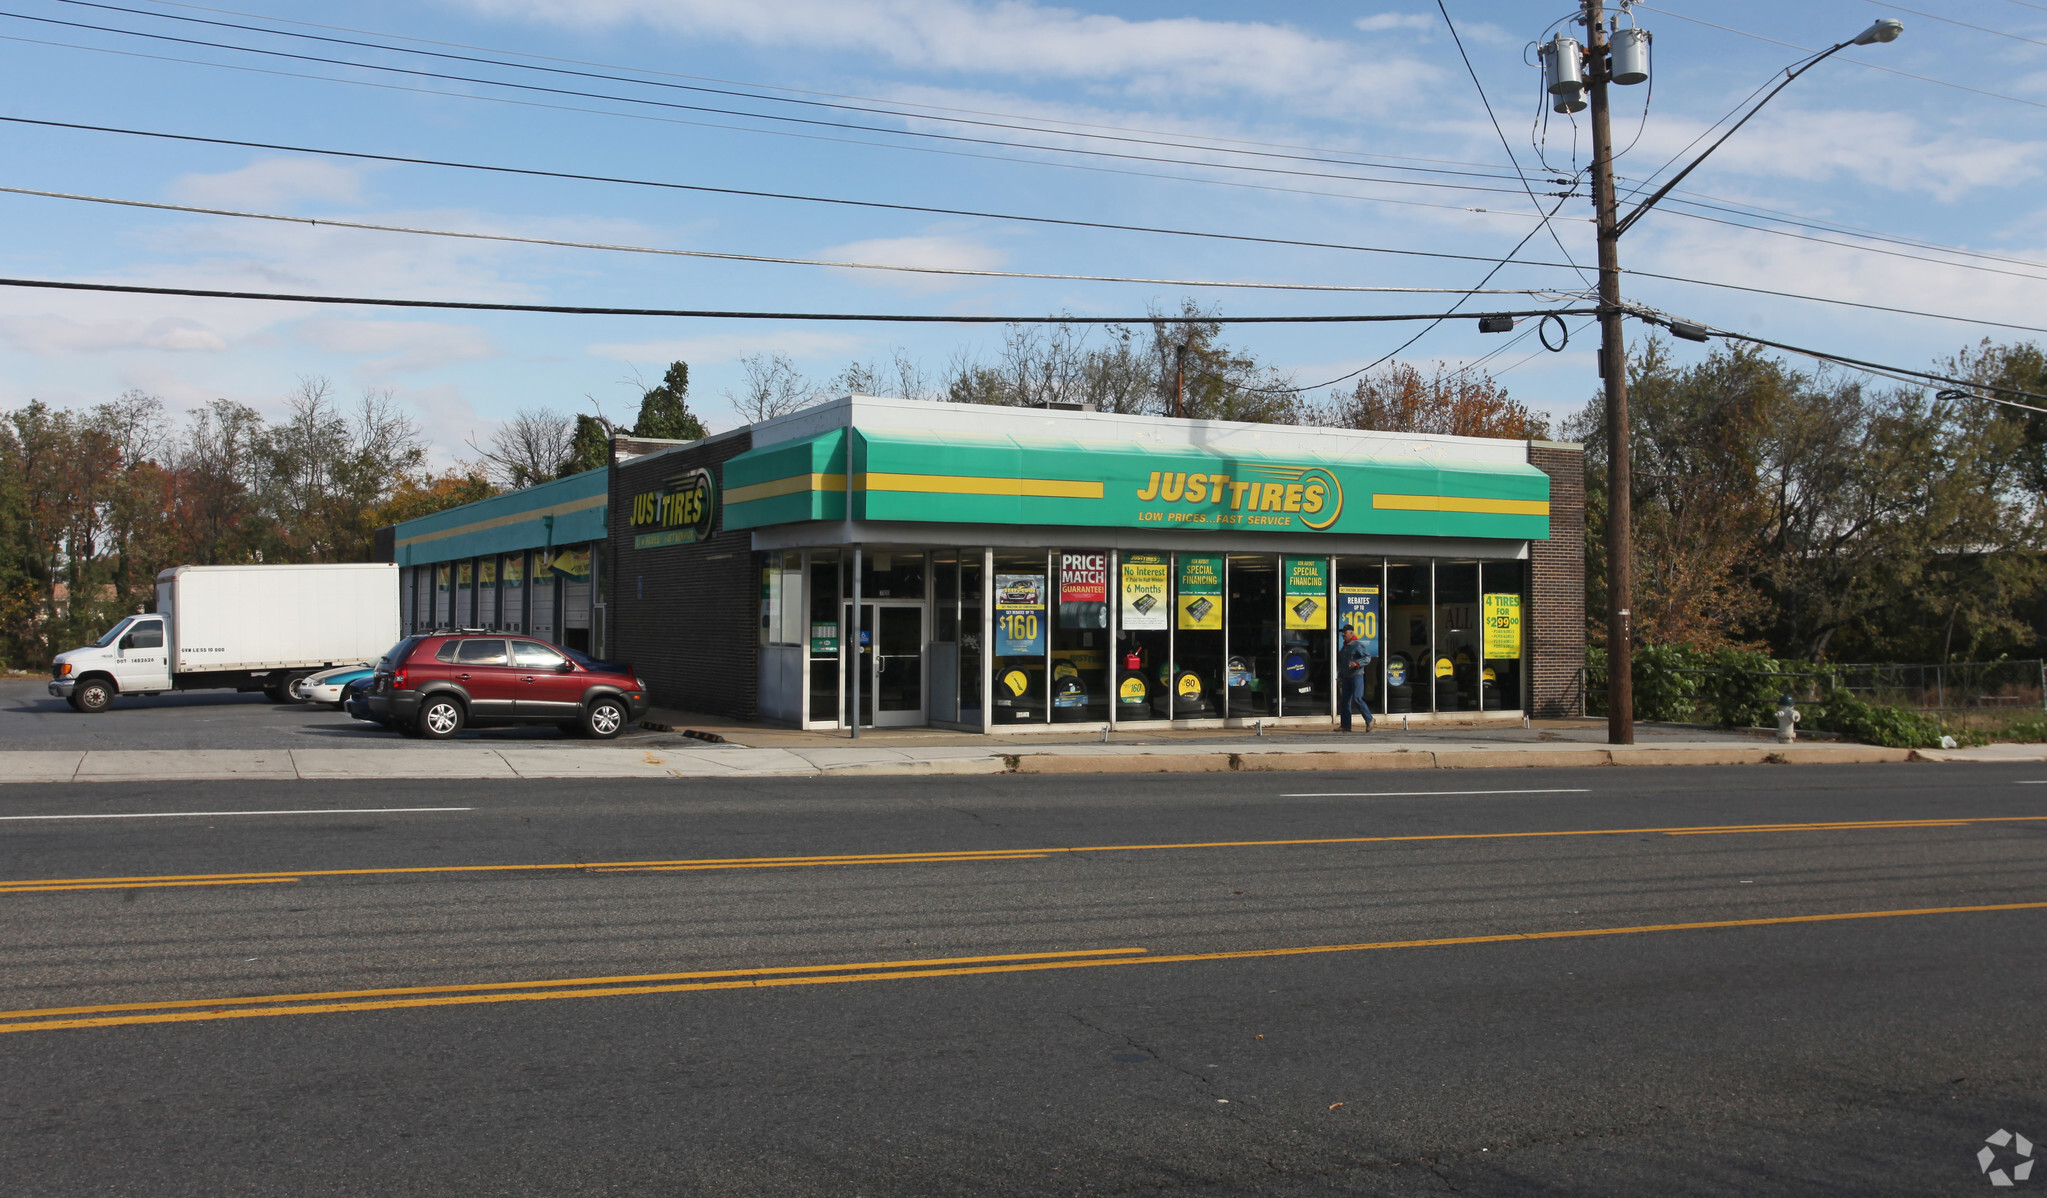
{"left": 1612, "top": 42, "right": 1848, "bottom": 239}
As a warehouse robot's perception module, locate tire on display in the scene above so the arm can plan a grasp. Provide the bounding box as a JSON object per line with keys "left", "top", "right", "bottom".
{"left": 73, "top": 678, "right": 114, "bottom": 713}
{"left": 416, "top": 695, "right": 465, "bottom": 739}
{"left": 582, "top": 696, "right": 628, "bottom": 740}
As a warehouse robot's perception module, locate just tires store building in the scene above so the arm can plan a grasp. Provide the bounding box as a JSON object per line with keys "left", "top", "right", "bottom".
{"left": 609, "top": 395, "right": 1584, "bottom": 732}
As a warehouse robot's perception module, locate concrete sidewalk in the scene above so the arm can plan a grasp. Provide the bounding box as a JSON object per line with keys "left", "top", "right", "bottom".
{"left": 0, "top": 736, "right": 2036, "bottom": 782}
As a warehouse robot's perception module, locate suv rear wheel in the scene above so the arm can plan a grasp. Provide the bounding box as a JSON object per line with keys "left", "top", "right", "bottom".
{"left": 417, "top": 694, "right": 465, "bottom": 739}
{"left": 583, "top": 696, "right": 628, "bottom": 740}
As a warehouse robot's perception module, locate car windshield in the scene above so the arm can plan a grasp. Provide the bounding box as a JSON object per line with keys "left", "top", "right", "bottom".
{"left": 91, "top": 617, "right": 138, "bottom": 648}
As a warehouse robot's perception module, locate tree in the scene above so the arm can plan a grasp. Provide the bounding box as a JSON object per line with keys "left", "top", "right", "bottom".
{"left": 558, "top": 413, "right": 613, "bottom": 476}
{"left": 373, "top": 467, "right": 496, "bottom": 526}
{"left": 727, "top": 353, "right": 826, "bottom": 423}
{"left": 632, "top": 361, "right": 707, "bottom": 441}
{"left": 1145, "top": 301, "right": 1301, "bottom": 423}
{"left": 472, "top": 407, "right": 572, "bottom": 491}
{"left": 1313, "top": 362, "right": 1550, "bottom": 440}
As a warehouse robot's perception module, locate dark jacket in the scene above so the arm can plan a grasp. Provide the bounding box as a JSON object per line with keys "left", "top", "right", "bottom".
{"left": 1339, "top": 639, "right": 1373, "bottom": 677}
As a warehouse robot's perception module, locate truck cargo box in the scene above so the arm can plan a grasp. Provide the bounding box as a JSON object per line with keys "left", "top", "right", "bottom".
{"left": 156, "top": 563, "right": 399, "bottom": 674}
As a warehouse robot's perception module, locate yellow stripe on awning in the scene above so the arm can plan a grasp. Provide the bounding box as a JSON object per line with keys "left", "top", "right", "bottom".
{"left": 859, "top": 472, "right": 1105, "bottom": 499}
{"left": 1372, "top": 494, "right": 1550, "bottom": 517}
{"left": 725, "top": 473, "right": 846, "bottom": 505}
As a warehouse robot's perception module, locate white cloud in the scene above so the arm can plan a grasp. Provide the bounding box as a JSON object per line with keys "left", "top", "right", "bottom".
{"left": 815, "top": 234, "right": 1009, "bottom": 292}
{"left": 1621, "top": 107, "right": 2046, "bottom": 203}
{"left": 586, "top": 331, "right": 865, "bottom": 364}
{"left": 168, "top": 158, "right": 370, "bottom": 208}
{"left": 0, "top": 313, "right": 227, "bottom": 356}
{"left": 293, "top": 319, "right": 500, "bottom": 375}
{"left": 1354, "top": 14, "right": 1433, "bottom": 34}
{"left": 453, "top": 0, "right": 1437, "bottom": 109}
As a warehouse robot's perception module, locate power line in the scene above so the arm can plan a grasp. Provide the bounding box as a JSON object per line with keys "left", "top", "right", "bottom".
{"left": 130, "top": 0, "right": 1562, "bottom": 183}
{"left": 0, "top": 275, "right": 1600, "bottom": 324}
{"left": 1622, "top": 266, "right": 2047, "bottom": 336}
{"left": 1634, "top": 4, "right": 2047, "bottom": 113}
{"left": 1240, "top": 194, "right": 1589, "bottom": 395}
{"left": 1856, "top": 0, "right": 2047, "bottom": 50}
{"left": 7, "top": 115, "right": 2031, "bottom": 334}
{"left": 118, "top": 0, "right": 2041, "bottom": 293}
{"left": 0, "top": 114, "right": 1583, "bottom": 272}
{"left": 1435, "top": 0, "right": 1593, "bottom": 287}
{"left": 0, "top": 183, "right": 1583, "bottom": 297}
{"left": 62, "top": 0, "right": 1557, "bottom": 191}
{"left": 1641, "top": 314, "right": 2047, "bottom": 407}
{"left": 0, "top": 9, "right": 1545, "bottom": 202}
{"left": 0, "top": 31, "right": 1569, "bottom": 226}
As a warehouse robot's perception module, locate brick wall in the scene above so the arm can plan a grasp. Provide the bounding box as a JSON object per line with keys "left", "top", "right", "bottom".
{"left": 609, "top": 434, "right": 759, "bottom": 719}
{"left": 1528, "top": 442, "right": 1586, "bottom": 719}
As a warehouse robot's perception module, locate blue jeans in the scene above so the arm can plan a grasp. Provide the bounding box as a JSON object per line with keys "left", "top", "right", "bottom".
{"left": 1342, "top": 672, "right": 1372, "bottom": 730}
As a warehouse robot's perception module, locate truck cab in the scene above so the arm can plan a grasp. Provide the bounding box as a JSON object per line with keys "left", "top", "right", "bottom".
{"left": 50, "top": 614, "right": 173, "bottom": 711}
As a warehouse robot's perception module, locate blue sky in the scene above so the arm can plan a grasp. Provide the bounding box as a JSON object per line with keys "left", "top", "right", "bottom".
{"left": 0, "top": 0, "right": 2039, "bottom": 459}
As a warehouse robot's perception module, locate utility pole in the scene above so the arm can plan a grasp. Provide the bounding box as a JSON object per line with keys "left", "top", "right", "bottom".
{"left": 1544, "top": 5, "right": 1898, "bottom": 743}
{"left": 1583, "top": 0, "right": 1633, "bottom": 745}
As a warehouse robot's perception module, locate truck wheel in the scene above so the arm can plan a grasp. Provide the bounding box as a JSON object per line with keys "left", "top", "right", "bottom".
{"left": 74, "top": 679, "right": 114, "bottom": 713}
{"left": 583, "top": 697, "right": 628, "bottom": 740}
{"left": 416, "top": 695, "right": 465, "bottom": 739}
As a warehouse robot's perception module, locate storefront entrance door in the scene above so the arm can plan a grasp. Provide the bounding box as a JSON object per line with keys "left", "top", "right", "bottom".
{"left": 843, "top": 602, "right": 926, "bottom": 727}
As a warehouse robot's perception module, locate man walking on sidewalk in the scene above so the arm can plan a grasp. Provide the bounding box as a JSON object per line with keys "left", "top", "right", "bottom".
{"left": 1337, "top": 626, "right": 1374, "bottom": 733}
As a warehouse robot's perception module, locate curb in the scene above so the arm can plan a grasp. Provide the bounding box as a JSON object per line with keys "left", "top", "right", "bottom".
{"left": 1004, "top": 745, "right": 1920, "bottom": 775}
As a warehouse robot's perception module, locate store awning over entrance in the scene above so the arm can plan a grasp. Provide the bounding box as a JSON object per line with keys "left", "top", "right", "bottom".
{"left": 722, "top": 427, "right": 1550, "bottom": 541}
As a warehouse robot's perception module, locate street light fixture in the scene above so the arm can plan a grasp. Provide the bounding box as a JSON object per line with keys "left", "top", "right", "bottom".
{"left": 1546, "top": 4, "right": 1903, "bottom": 743}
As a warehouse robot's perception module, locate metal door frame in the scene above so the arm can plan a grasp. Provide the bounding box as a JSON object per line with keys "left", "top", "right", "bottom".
{"left": 844, "top": 599, "right": 928, "bottom": 728}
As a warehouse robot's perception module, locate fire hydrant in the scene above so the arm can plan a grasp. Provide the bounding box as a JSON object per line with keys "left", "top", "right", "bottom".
{"left": 1776, "top": 694, "right": 1801, "bottom": 744}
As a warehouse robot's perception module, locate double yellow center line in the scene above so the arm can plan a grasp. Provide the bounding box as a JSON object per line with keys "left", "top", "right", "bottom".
{"left": 4, "top": 901, "right": 2043, "bottom": 1035}
{"left": 2, "top": 816, "right": 2041, "bottom": 896}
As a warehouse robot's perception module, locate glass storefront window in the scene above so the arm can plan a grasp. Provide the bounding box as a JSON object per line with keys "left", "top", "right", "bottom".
{"left": 1436, "top": 561, "right": 1481, "bottom": 712}
{"left": 1334, "top": 558, "right": 1383, "bottom": 719}
{"left": 959, "top": 551, "right": 985, "bottom": 726}
{"left": 1226, "top": 555, "right": 1278, "bottom": 717}
{"left": 992, "top": 551, "right": 1049, "bottom": 724}
{"left": 808, "top": 551, "right": 840, "bottom": 723}
{"left": 861, "top": 551, "right": 925, "bottom": 600}
{"left": 1386, "top": 561, "right": 1429, "bottom": 715}
{"left": 1116, "top": 552, "right": 1170, "bottom": 720}
{"left": 1172, "top": 553, "right": 1225, "bottom": 718}
{"left": 1481, "top": 560, "right": 1527, "bottom": 712}
{"left": 1053, "top": 551, "right": 1110, "bottom": 723}
{"left": 1280, "top": 556, "right": 1332, "bottom": 718}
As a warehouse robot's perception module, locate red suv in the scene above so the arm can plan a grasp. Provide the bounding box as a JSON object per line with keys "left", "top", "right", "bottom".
{"left": 366, "top": 633, "right": 649, "bottom": 740}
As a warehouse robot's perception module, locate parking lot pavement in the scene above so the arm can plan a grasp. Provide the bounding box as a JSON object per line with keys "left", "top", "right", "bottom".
{"left": 0, "top": 678, "right": 685, "bottom": 752}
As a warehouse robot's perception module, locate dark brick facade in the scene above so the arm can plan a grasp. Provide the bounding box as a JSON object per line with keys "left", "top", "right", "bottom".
{"left": 1528, "top": 442, "right": 1586, "bottom": 718}
{"left": 608, "top": 432, "right": 759, "bottom": 719}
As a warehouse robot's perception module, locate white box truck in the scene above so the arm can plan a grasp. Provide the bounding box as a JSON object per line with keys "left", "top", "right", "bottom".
{"left": 47, "top": 563, "right": 400, "bottom": 713}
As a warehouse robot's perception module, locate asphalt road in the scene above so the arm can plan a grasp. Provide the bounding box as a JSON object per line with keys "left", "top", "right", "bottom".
{"left": 0, "top": 677, "right": 681, "bottom": 750}
{"left": 2, "top": 763, "right": 2043, "bottom": 1195}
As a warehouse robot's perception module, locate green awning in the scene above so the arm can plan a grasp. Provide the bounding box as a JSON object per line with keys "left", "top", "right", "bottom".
{"left": 723, "top": 426, "right": 1549, "bottom": 541}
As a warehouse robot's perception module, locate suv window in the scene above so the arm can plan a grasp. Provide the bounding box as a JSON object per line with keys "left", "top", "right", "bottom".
{"left": 379, "top": 637, "right": 422, "bottom": 670}
{"left": 455, "top": 639, "right": 508, "bottom": 666}
{"left": 513, "top": 641, "right": 567, "bottom": 670}
{"left": 434, "top": 639, "right": 460, "bottom": 663}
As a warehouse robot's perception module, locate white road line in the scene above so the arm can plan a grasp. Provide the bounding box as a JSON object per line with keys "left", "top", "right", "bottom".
{"left": 0, "top": 807, "right": 473, "bottom": 821}
{"left": 2015, "top": 781, "right": 2047, "bottom": 785}
{"left": 1279, "top": 788, "right": 1593, "bottom": 798}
